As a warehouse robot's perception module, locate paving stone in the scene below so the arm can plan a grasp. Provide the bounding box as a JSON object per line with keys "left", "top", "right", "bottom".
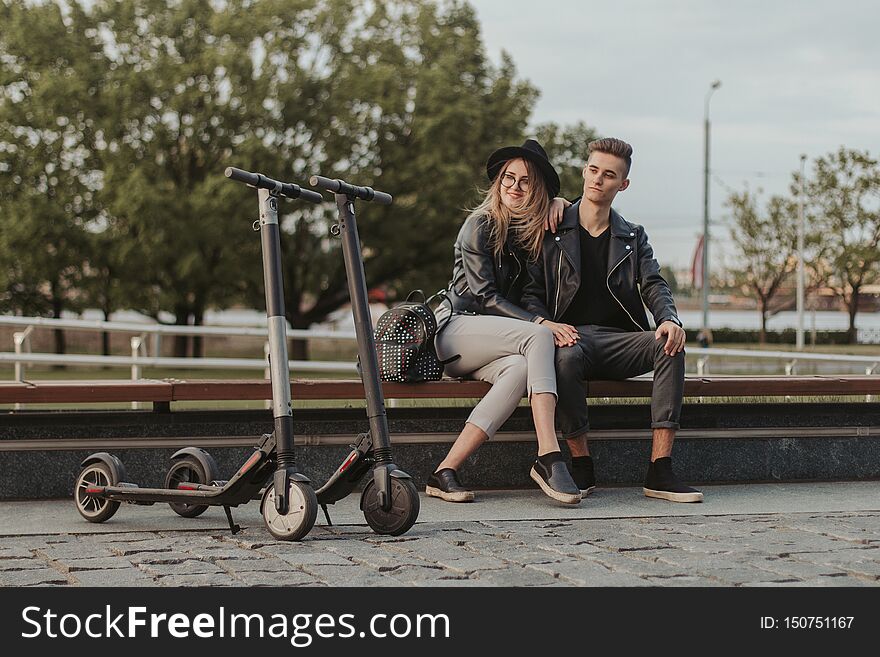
{"left": 0, "top": 569, "right": 69, "bottom": 586}
{"left": 109, "top": 539, "right": 179, "bottom": 556}
{"left": 0, "top": 557, "right": 50, "bottom": 571}
{"left": 752, "top": 556, "right": 852, "bottom": 580}
{"left": 0, "top": 546, "right": 37, "bottom": 559}
{"left": 740, "top": 576, "right": 875, "bottom": 587}
{"left": 432, "top": 556, "right": 511, "bottom": 573}
{"left": 139, "top": 559, "right": 226, "bottom": 576}
{"left": 72, "top": 568, "right": 158, "bottom": 586}
{"left": 268, "top": 551, "right": 356, "bottom": 567}
{"left": 299, "top": 564, "right": 404, "bottom": 587}
{"left": 586, "top": 551, "right": 689, "bottom": 578}
{"left": 471, "top": 565, "right": 561, "bottom": 587}
{"left": 155, "top": 573, "right": 237, "bottom": 587}
{"left": 87, "top": 532, "right": 169, "bottom": 543}
{"left": 413, "top": 577, "right": 486, "bottom": 587}
{"left": 55, "top": 557, "right": 140, "bottom": 573}
{"left": 381, "top": 565, "right": 452, "bottom": 584}
{"left": 642, "top": 575, "right": 725, "bottom": 586}
{"left": 532, "top": 540, "right": 605, "bottom": 559}
{"left": 213, "top": 556, "right": 295, "bottom": 573}
{"left": 234, "top": 570, "right": 323, "bottom": 586}
{"left": 126, "top": 551, "right": 198, "bottom": 564}
{"left": 480, "top": 547, "right": 563, "bottom": 566}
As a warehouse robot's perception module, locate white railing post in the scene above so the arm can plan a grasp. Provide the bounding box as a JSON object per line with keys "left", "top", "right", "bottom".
{"left": 696, "top": 356, "right": 709, "bottom": 376}
{"left": 12, "top": 326, "right": 34, "bottom": 410}
{"left": 13, "top": 325, "right": 34, "bottom": 383}
{"left": 130, "top": 335, "right": 145, "bottom": 410}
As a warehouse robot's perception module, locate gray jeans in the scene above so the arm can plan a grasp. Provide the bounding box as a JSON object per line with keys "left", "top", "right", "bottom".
{"left": 435, "top": 314, "right": 556, "bottom": 438}
{"left": 555, "top": 325, "right": 685, "bottom": 438}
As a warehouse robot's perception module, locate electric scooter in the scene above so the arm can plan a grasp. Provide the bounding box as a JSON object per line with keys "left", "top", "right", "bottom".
{"left": 73, "top": 168, "right": 323, "bottom": 541}
{"left": 307, "top": 174, "right": 420, "bottom": 536}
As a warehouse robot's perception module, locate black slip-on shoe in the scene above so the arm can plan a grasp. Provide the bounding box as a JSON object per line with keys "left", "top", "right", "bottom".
{"left": 570, "top": 456, "right": 596, "bottom": 498}
{"left": 643, "top": 457, "right": 703, "bottom": 503}
{"left": 530, "top": 458, "right": 581, "bottom": 505}
{"left": 425, "top": 468, "right": 475, "bottom": 503}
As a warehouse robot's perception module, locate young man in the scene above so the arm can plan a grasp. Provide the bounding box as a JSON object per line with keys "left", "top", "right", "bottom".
{"left": 521, "top": 137, "right": 703, "bottom": 502}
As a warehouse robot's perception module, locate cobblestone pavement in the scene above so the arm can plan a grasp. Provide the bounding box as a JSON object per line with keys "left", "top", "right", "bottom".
{"left": 3, "top": 509, "right": 880, "bottom": 587}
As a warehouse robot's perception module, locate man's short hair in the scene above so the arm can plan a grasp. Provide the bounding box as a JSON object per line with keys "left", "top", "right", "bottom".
{"left": 587, "top": 138, "right": 633, "bottom": 176}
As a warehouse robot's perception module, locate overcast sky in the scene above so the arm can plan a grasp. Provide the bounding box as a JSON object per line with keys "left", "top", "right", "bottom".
{"left": 469, "top": 0, "right": 880, "bottom": 271}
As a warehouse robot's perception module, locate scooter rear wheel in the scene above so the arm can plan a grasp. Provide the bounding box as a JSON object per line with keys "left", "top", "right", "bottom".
{"left": 164, "top": 456, "right": 210, "bottom": 518}
{"left": 361, "top": 477, "right": 420, "bottom": 536}
{"left": 260, "top": 480, "right": 318, "bottom": 541}
{"left": 74, "top": 462, "right": 121, "bottom": 523}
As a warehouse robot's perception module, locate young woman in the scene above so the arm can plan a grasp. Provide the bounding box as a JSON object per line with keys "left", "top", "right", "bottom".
{"left": 426, "top": 139, "right": 581, "bottom": 505}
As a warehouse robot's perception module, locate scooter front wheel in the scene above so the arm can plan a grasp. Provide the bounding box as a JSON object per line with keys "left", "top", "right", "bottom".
{"left": 260, "top": 480, "right": 318, "bottom": 541}
{"left": 74, "top": 462, "right": 121, "bottom": 523}
{"left": 361, "top": 477, "right": 420, "bottom": 536}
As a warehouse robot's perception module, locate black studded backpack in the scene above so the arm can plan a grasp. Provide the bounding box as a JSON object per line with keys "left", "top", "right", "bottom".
{"left": 374, "top": 290, "right": 458, "bottom": 383}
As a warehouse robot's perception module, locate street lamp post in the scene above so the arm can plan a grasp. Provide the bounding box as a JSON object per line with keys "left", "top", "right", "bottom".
{"left": 701, "top": 80, "right": 721, "bottom": 335}
{"left": 796, "top": 154, "right": 807, "bottom": 350}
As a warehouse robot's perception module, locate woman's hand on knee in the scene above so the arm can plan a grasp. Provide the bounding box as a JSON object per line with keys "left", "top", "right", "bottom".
{"left": 544, "top": 320, "right": 578, "bottom": 347}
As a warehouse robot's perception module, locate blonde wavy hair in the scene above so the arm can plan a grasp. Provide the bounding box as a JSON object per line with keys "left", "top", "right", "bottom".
{"left": 466, "top": 158, "right": 550, "bottom": 261}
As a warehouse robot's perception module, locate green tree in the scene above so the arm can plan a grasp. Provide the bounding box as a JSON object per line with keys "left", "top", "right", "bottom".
{"left": 806, "top": 148, "right": 880, "bottom": 343}
{"left": 725, "top": 189, "right": 799, "bottom": 343}
{"left": 2, "top": 0, "right": 598, "bottom": 364}
{"left": 534, "top": 121, "right": 598, "bottom": 198}
{"left": 0, "top": 0, "right": 106, "bottom": 354}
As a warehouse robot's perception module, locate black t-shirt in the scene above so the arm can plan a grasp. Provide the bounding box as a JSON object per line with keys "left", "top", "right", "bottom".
{"left": 559, "top": 225, "right": 634, "bottom": 330}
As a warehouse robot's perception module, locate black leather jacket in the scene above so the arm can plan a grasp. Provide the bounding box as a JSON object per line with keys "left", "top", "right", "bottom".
{"left": 521, "top": 200, "right": 681, "bottom": 331}
{"left": 442, "top": 214, "right": 538, "bottom": 323}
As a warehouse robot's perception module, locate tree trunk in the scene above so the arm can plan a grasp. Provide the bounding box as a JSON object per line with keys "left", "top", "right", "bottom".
{"left": 758, "top": 298, "right": 768, "bottom": 345}
{"left": 288, "top": 313, "right": 309, "bottom": 361}
{"left": 847, "top": 292, "right": 859, "bottom": 344}
{"left": 51, "top": 296, "right": 65, "bottom": 355}
{"left": 102, "top": 309, "right": 111, "bottom": 358}
{"left": 192, "top": 306, "right": 204, "bottom": 358}
{"left": 173, "top": 306, "right": 190, "bottom": 357}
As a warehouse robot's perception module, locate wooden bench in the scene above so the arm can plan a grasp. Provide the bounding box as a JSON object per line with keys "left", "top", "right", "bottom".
{"left": 1, "top": 375, "right": 879, "bottom": 406}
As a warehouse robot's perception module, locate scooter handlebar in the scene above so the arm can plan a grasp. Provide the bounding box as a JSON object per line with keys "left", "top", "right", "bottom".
{"left": 225, "top": 167, "right": 324, "bottom": 204}
{"left": 308, "top": 175, "right": 393, "bottom": 205}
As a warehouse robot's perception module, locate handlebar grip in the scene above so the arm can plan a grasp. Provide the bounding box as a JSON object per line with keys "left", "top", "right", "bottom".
{"left": 225, "top": 166, "right": 260, "bottom": 187}
{"left": 297, "top": 187, "right": 325, "bottom": 204}
{"left": 225, "top": 167, "right": 324, "bottom": 203}
{"left": 308, "top": 175, "right": 393, "bottom": 205}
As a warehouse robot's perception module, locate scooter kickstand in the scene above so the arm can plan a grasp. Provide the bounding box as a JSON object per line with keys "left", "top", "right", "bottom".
{"left": 223, "top": 506, "right": 241, "bottom": 535}
{"left": 320, "top": 503, "right": 333, "bottom": 527}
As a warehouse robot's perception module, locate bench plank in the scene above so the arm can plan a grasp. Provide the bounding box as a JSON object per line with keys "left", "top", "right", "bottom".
{"left": 2, "top": 376, "right": 878, "bottom": 405}
{"left": 0, "top": 379, "right": 174, "bottom": 404}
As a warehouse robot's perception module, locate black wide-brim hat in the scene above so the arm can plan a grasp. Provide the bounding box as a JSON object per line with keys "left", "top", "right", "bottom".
{"left": 486, "top": 138, "right": 560, "bottom": 199}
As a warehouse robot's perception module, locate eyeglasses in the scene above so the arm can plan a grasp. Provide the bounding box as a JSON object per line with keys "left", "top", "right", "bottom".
{"left": 500, "top": 172, "right": 530, "bottom": 192}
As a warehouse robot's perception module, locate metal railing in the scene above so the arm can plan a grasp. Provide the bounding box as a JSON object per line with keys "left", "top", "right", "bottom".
{"left": 3, "top": 315, "right": 879, "bottom": 387}
{"left": 1, "top": 315, "right": 357, "bottom": 409}
{"left": 691, "top": 347, "right": 879, "bottom": 376}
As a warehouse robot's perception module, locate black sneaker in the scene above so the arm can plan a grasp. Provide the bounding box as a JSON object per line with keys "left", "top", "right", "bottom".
{"left": 529, "top": 454, "right": 581, "bottom": 505}
{"left": 643, "top": 457, "right": 703, "bottom": 503}
{"left": 570, "top": 455, "right": 596, "bottom": 497}
{"left": 425, "top": 468, "right": 474, "bottom": 503}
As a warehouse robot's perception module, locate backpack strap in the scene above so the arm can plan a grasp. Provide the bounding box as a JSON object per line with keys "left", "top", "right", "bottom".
{"left": 405, "top": 289, "right": 427, "bottom": 303}
{"left": 426, "top": 289, "right": 460, "bottom": 365}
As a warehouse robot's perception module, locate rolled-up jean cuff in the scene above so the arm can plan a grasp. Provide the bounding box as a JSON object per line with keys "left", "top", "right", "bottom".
{"left": 465, "top": 416, "right": 497, "bottom": 440}
{"left": 561, "top": 425, "right": 590, "bottom": 440}
{"left": 528, "top": 377, "right": 557, "bottom": 400}
{"left": 651, "top": 421, "right": 680, "bottom": 430}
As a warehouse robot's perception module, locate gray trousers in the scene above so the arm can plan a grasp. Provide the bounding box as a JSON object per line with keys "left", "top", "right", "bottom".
{"left": 555, "top": 325, "right": 685, "bottom": 439}
{"left": 434, "top": 314, "right": 556, "bottom": 438}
